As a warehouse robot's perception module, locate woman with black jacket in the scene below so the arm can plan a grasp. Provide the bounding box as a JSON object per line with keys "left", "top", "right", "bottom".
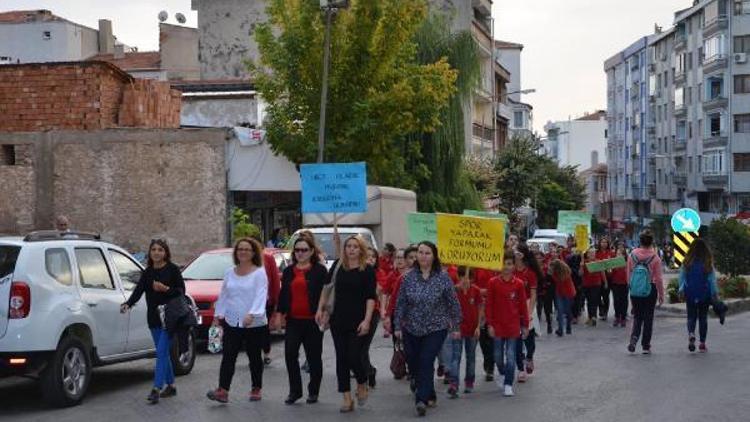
{"left": 278, "top": 235, "right": 329, "bottom": 405}
{"left": 121, "top": 239, "right": 185, "bottom": 405}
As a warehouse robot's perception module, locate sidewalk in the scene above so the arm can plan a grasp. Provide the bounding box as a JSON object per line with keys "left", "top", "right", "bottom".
{"left": 657, "top": 297, "right": 750, "bottom": 317}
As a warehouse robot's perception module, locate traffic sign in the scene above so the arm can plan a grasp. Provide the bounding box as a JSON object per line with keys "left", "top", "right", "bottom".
{"left": 672, "top": 230, "right": 699, "bottom": 268}
{"left": 671, "top": 208, "right": 701, "bottom": 233}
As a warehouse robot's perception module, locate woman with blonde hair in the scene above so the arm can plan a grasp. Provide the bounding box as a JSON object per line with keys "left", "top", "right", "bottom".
{"left": 316, "top": 234, "right": 376, "bottom": 412}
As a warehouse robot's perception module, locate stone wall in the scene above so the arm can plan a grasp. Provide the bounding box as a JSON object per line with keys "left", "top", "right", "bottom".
{"left": 0, "top": 128, "right": 228, "bottom": 263}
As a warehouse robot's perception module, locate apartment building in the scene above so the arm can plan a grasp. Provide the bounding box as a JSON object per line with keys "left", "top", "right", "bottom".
{"left": 543, "top": 110, "right": 608, "bottom": 171}
{"left": 496, "top": 40, "right": 534, "bottom": 138}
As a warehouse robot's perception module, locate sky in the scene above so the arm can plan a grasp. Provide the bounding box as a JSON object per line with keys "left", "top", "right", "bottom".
{"left": 4, "top": 0, "right": 696, "bottom": 133}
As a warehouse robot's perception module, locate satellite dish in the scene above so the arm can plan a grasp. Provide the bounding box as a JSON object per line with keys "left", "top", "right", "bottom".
{"left": 175, "top": 13, "right": 186, "bottom": 24}
{"left": 158, "top": 11, "right": 168, "bottom": 22}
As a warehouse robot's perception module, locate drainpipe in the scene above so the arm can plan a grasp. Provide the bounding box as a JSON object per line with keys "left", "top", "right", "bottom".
{"left": 728, "top": 15, "right": 734, "bottom": 213}
{"left": 491, "top": 16, "right": 497, "bottom": 159}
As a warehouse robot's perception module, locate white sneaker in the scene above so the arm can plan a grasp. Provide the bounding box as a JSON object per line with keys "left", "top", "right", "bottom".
{"left": 503, "top": 385, "right": 514, "bottom": 397}
{"left": 517, "top": 370, "right": 528, "bottom": 383}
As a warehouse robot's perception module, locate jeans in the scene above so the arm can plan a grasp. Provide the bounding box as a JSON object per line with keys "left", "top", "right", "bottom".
{"left": 555, "top": 296, "right": 573, "bottom": 333}
{"left": 630, "top": 285, "right": 658, "bottom": 348}
{"left": 448, "top": 337, "right": 477, "bottom": 386}
{"left": 686, "top": 301, "right": 710, "bottom": 343}
{"left": 402, "top": 329, "right": 447, "bottom": 405}
{"left": 493, "top": 338, "right": 517, "bottom": 387}
{"left": 611, "top": 284, "right": 629, "bottom": 321}
{"left": 149, "top": 328, "right": 174, "bottom": 389}
{"left": 360, "top": 313, "right": 380, "bottom": 376}
{"left": 284, "top": 318, "right": 323, "bottom": 397}
{"left": 479, "top": 325, "right": 494, "bottom": 374}
{"left": 583, "top": 286, "right": 601, "bottom": 320}
{"left": 219, "top": 323, "right": 265, "bottom": 390}
{"left": 515, "top": 329, "right": 536, "bottom": 371}
{"left": 331, "top": 327, "right": 368, "bottom": 393}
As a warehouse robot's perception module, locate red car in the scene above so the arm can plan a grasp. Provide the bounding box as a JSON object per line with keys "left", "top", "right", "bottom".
{"left": 182, "top": 247, "right": 289, "bottom": 340}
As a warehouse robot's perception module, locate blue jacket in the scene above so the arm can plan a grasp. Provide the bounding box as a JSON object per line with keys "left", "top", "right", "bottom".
{"left": 678, "top": 262, "right": 718, "bottom": 301}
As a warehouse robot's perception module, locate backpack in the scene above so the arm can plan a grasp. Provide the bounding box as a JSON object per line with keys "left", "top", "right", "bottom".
{"left": 684, "top": 261, "right": 710, "bottom": 304}
{"left": 629, "top": 252, "right": 655, "bottom": 298}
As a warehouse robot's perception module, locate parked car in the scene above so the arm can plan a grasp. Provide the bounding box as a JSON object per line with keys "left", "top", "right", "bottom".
{"left": 182, "top": 247, "right": 289, "bottom": 340}
{"left": 526, "top": 238, "right": 559, "bottom": 254}
{"left": 288, "top": 227, "right": 377, "bottom": 268}
{"left": 532, "top": 229, "right": 571, "bottom": 247}
{"left": 0, "top": 231, "right": 196, "bottom": 408}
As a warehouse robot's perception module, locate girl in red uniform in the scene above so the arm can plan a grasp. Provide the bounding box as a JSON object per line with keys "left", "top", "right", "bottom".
{"left": 512, "top": 245, "right": 543, "bottom": 381}
{"left": 447, "top": 267, "right": 484, "bottom": 398}
{"left": 609, "top": 245, "right": 629, "bottom": 327}
{"left": 595, "top": 238, "right": 615, "bottom": 321}
{"left": 550, "top": 259, "right": 576, "bottom": 336}
{"left": 580, "top": 248, "right": 606, "bottom": 327}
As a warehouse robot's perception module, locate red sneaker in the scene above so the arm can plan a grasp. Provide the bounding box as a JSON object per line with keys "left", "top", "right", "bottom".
{"left": 699, "top": 343, "right": 707, "bottom": 353}
{"left": 207, "top": 388, "right": 228, "bottom": 403}
{"left": 249, "top": 387, "right": 262, "bottom": 401}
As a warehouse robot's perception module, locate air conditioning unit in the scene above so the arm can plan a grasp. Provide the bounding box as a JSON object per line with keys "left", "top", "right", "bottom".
{"left": 735, "top": 53, "right": 747, "bottom": 64}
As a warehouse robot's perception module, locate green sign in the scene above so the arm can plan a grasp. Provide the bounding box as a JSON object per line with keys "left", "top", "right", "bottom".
{"left": 585, "top": 256, "right": 626, "bottom": 272}
{"left": 407, "top": 213, "right": 437, "bottom": 244}
{"left": 557, "top": 210, "right": 591, "bottom": 235}
{"left": 463, "top": 210, "right": 509, "bottom": 223}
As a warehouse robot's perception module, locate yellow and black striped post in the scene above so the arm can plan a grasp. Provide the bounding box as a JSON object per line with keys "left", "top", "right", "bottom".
{"left": 672, "top": 230, "right": 699, "bottom": 268}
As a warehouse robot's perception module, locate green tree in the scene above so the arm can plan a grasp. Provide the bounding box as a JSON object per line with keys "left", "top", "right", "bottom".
{"left": 493, "top": 136, "right": 545, "bottom": 229}
{"left": 230, "top": 208, "right": 261, "bottom": 243}
{"left": 251, "top": 0, "right": 457, "bottom": 188}
{"left": 707, "top": 217, "right": 750, "bottom": 277}
{"left": 408, "top": 14, "right": 482, "bottom": 213}
{"left": 536, "top": 182, "right": 576, "bottom": 228}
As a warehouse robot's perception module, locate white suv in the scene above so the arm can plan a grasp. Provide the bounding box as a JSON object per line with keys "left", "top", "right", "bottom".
{"left": 0, "top": 231, "right": 196, "bottom": 407}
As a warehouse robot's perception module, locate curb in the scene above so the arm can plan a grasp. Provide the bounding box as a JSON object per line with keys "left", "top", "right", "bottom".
{"left": 656, "top": 297, "right": 750, "bottom": 318}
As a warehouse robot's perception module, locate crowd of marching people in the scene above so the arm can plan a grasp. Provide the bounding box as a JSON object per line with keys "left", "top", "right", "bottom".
{"left": 121, "top": 227, "right": 727, "bottom": 417}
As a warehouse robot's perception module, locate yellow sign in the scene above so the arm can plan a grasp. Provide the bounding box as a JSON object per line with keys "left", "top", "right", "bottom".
{"left": 575, "top": 224, "right": 589, "bottom": 253}
{"left": 436, "top": 214, "right": 506, "bottom": 271}
{"left": 673, "top": 230, "right": 699, "bottom": 268}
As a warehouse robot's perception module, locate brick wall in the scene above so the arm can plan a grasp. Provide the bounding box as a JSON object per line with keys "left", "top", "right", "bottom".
{"left": 0, "top": 129, "right": 227, "bottom": 263}
{"left": 0, "top": 62, "right": 181, "bottom": 132}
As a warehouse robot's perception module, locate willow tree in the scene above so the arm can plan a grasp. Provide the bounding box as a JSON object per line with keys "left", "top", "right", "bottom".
{"left": 408, "top": 15, "right": 483, "bottom": 213}
{"left": 250, "top": 0, "right": 457, "bottom": 187}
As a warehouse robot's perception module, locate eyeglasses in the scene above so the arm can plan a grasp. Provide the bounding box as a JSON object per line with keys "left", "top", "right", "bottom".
{"left": 236, "top": 248, "right": 253, "bottom": 252}
{"left": 294, "top": 248, "right": 311, "bottom": 253}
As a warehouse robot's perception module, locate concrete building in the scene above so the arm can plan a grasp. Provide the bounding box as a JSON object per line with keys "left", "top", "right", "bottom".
{"left": 0, "top": 9, "right": 126, "bottom": 64}
{"left": 496, "top": 40, "right": 534, "bottom": 138}
{"left": 543, "top": 110, "right": 608, "bottom": 171}
{"left": 580, "top": 163, "right": 610, "bottom": 224}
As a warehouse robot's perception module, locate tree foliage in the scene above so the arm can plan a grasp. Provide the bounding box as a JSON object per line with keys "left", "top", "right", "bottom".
{"left": 493, "top": 136, "right": 545, "bottom": 224}
{"left": 230, "top": 208, "right": 261, "bottom": 243}
{"left": 707, "top": 217, "right": 750, "bottom": 277}
{"left": 536, "top": 182, "right": 576, "bottom": 228}
{"left": 251, "top": 0, "right": 457, "bottom": 187}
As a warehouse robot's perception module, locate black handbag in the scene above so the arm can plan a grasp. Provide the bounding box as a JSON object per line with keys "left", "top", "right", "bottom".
{"left": 390, "top": 339, "right": 407, "bottom": 380}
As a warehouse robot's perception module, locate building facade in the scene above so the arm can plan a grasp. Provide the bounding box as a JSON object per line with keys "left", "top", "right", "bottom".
{"left": 543, "top": 110, "right": 608, "bottom": 171}
{"left": 496, "top": 40, "right": 534, "bottom": 138}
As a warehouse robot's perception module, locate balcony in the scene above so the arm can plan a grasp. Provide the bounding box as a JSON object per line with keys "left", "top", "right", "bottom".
{"left": 496, "top": 101, "right": 512, "bottom": 121}
{"left": 674, "top": 139, "right": 687, "bottom": 151}
{"left": 704, "top": 131, "right": 729, "bottom": 148}
{"left": 703, "top": 95, "right": 728, "bottom": 112}
{"left": 674, "top": 173, "right": 687, "bottom": 185}
{"left": 674, "top": 104, "right": 687, "bottom": 118}
{"left": 703, "top": 55, "right": 728, "bottom": 74}
{"left": 472, "top": 123, "right": 494, "bottom": 143}
{"left": 674, "top": 70, "right": 686, "bottom": 86}
{"left": 703, "top": 173, "right": 729, "bottom": 187}
{"left": 703, "top": 15, "right": 728, "bottom": 39}
{"left": 674, "top": 34, "right": 687, "bottom": 51}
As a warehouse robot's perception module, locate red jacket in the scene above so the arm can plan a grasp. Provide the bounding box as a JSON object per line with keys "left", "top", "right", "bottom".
{"left": 263, "top": 252, "right": 280, "bottom": 308}
{"left": 595, "top": 249, "right": 614, "bottom": 261}
{"left": 379, "top": 256, "right": 394, "bottom": 275}
{"left": 552, "top": 274, "right": 576, "bottom": 299}
{"left": 447, "top": 265, "right": 460, "bottom": 284}
{"left": 513, "top": 267, "right": 538, "bottom": 299}
{"left": 610, "top": 265, "right": 627, "bottom": 285}
{"left": 581, "top": 264, "right": 605, "bottom": 287}
{"left": 456, "top": 284, "right": 483, "bottom": 337}
{"left": 485, "top": 275, "right": 528, "bottom": 338}
{"left": 473, "top": 269, "right": 497, "bottom": 292}
{"left": 386, "top": 272, "right": 406, "bottom": 318}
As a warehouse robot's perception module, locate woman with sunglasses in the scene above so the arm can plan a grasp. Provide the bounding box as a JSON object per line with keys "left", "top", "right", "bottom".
{"left": 277, "top": 236, "right": 329, "bottom": 405}
{"left": 207, "top": 238, "right": 269, "bottom": 403}
{"left": 121, "top": 239, "right": 185, "bottom": 405}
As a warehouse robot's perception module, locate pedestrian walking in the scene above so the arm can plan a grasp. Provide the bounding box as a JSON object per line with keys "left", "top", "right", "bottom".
{"left": 678, "top": 239, "right": 718, "bottom": 353}
{"left": 626, "top": 230, "right": 664, "bottom": 354}
{"left": 513, "top": 244, "right": 542, "bottom": 381}
{"left": 393, "top": 241, "right": 461, "bottom": 417}
{"left": 120, "top": 239, "right": 185, "bottom": 404}
{"left": 207, "top": 238, "right": 269, "bottom": 403}
{"left": 315, "top": 235, "right": 377, "bottom": 413}
{"left": 565, "top": 245, "right": 584, "bottom": 323}
{"left": 580, "top": 248, "right": 605, "bottom": 327}
{"left": 447, "top": 267, "right": 483, "bottom": 398}
{"left": 596, "top": 238, "right": 615, "bottom": 321}
{"left": 486, "top": 252, "right": 529, "bottom": 397}
{"left": 278, "top": 236, "right": 328, "bottom": 405}
{"left": 536, "top": 249, "right": 554, "bottom": 334}
{"left": 473, "top": 267, "right": 497, "bottom": 382}
{"left": 383, "top": 246, "right": 418, "bottom": 336}
{"left": 260, "top": 244, "right": 281, "bottom": 367}
{"left": 550, "top": 259, "right": 576, "bottom": 336}
{"left": 364, "top": 246, "right": 387, "bottom": 387}
{"left": 610, "top": 245, "right": 629, "bottom": 327}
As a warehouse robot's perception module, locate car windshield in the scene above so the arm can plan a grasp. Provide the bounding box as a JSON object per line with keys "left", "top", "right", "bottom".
{"left": 182, "top": 253, "right": 233, "bottom": 280}
{"left": 289, "top": 232, "right": 374, "bottom": 261}
{"left": 0, "top": 245, "right": 20, "bottom": 280}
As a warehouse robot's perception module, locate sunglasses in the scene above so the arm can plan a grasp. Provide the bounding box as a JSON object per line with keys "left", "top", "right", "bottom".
{"left": 294, "top": 248, "right": 311, "bottom": 253}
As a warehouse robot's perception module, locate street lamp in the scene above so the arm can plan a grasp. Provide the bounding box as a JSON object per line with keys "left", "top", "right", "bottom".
{"left": 317, "top": 0, "right": 350, "bottom": 163}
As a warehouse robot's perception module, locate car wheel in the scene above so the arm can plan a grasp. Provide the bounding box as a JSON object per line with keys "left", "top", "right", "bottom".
{"left": 40, "top": 336, "right": 91, "bottom": 408}
{"left": 171, "top": 328, "right": 196, "bottom": 376}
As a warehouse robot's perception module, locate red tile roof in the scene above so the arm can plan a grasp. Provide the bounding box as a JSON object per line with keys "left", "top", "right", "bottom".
{"left": 0, "top": 9, "right": 64, "bottom": 24}
{"left": 88, "top": 51, "right": 161, "bottom": 71}
{"left": 575, "top": 110, "right": 607, "bottom": 121}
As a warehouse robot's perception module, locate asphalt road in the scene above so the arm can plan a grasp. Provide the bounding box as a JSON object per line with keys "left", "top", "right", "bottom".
{"left": 1, "top": 311, "right": 748, "bottom": 422}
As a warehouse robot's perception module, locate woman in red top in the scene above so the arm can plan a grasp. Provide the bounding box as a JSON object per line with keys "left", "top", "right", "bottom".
{"left": 595, "top": 238, "right": 615, "bottom": 321}
{"left": 512, "top": 245, "right": 543, "bottom": 381}
{"left": 550, "top": 259, "right": 576, "bottom": 336}
{"left": 473, "top": 268, "right": 498, "bottom": 382}
{"left": 609, "top": 245, "right": 629, "bottom": 327}
{"left": 277, "top": 236, "right": 329, "bottom": 405}
{"left": 383, "top": 246, "right": 417, "bottom": 334}
{"left": 580, "top": 248, "right": 606, "bottom": 327}
{"left": 447, "top": 267, "right": 484, "bottom": 398}
{"left": 486, "top": 252, "right": 529, "bottom": 397}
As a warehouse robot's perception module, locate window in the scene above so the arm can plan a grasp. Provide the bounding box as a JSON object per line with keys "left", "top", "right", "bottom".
{"left": 688, "top": 52, "right": 694, "bottom": 71}
{"left": 109, "top": 250, "right": 142, "bottom": 291}
{"left": 736, "top": 153, "right": 750, "bottom": 171}
{"left": 687, "top": 87, "right": 693, "bottom": 104}
{"left": 664, "top": 71, "right": 669, "bottom": 87}
{"left": 698, "top": 154, "right": 702, "bottom": 171}
{"left": 703, "top": 35, "right": 726, "bottom": 62}
{"left": 689, "top": 156, "right": 693, "bottom": 172}
{"left": 735, "top": 35, "right": 750, "bottom": 53}
{"left": 739, "top": 194, "right": 750, "bottom": 211}
{"left": 708, "top": 112, "right": 723, "bottom": 135}
{"left": 675, "top": 87, "right": 685, "bottom": 108}
{"left": 677, "top": 120, "right": 687, "bottom": 141}
{"left": 45, "top": 249, "right": 72, "bottom": 286}
{"left": 735, "top": 75, "right": 750, "bottom": 93}
{"left": 736, "top": 0, "right": 750, "bottom": 16}
{"left": 707, "top": 77, "right": 723, "bottom": 99}
{"left": 689, "top": 122, "right": 693, "bottom": 139}
{"left": 704, "top": 150, "right": 726, "bottom": 174}
{"left": 734, "top": 113, "right": 750, "bottom": 132}
{"left": 676, "top": 53, "right": 687, "bottom": 74}
{"left": 75, "top": 248, "right": 114, "bottom": 290}
{"left": 514, "top": 111, "right": 523, "bottom": 128}
{"left": 42, "top": 31, "right": 51, "bottom": 40}
{"left": 1, "top": 145, "right": 15, "bottom": 165}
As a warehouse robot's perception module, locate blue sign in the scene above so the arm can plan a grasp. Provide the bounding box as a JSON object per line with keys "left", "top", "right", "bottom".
{"left": 300, "top": 162, "right": 367, "bottom": 213}
{"left": 671, "top": 208, "right": 701, "bottom": 233}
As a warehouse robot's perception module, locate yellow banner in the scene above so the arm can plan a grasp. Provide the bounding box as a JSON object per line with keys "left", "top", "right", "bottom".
{"left": 575, "top": 224, "right": 589, "bottom": 253}
{"left": 436, "top": 214, "right": 506, "bottom": 271}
